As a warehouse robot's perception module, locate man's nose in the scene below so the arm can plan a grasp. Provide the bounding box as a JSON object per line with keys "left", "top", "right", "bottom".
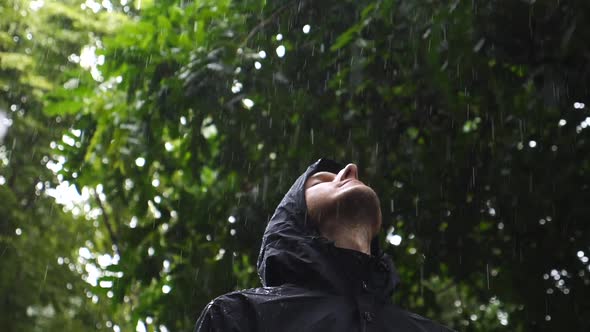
{"left": 336, "top": 163, "right": 358, "bottom": 182}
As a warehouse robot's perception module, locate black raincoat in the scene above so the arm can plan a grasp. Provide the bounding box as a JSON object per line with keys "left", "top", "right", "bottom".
{"left": 195, "top": 158, "right": 453, "bottom": 332}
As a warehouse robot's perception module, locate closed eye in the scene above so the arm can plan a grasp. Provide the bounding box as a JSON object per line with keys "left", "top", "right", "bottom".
{"left": 306, "top": 172, "right": 336, "bottom": 189}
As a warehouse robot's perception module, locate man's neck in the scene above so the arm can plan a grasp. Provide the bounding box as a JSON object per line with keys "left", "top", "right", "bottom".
{"left": 320, "top": 221, "right": 373, "bottom": 255}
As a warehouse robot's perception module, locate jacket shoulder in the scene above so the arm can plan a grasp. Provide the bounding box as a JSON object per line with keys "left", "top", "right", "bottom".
{"left": 403, "top": 310, "right": 456, "bottom": 332}
{"left": 194, "top": 290, "right": 258, "bottom": 332}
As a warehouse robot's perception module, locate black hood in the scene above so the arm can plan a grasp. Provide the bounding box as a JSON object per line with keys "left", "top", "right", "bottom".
{"left": 256, "top": 158, "right": 400, "bottom": 299}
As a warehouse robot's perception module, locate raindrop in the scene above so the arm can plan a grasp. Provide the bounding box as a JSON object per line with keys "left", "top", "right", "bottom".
{"left": 387, "top": 234, "right": 402, "bottom": 246}
{"left": 228, "top": 215, "right": 236, "bottom": 223}
{"left": 276, "top": 33, "right": 283, "bottom": 41}
{"left": 302, "top": 24, "right": 311, "bottom": 34}
{"left": 136, "top": 320, "right": 147, "bottom": 332}
{"left": 163, "top": 260, "right": 170, "bottom": 272}
{"left": 558, "top": 119, "right": 567, "bottom": 127}
{"left": 15, "top": 228, "right": 22, "bottom": 236}
{"left": 242, "top": 98, "right": 254, "bottom": 109}
{"left": 164, "top": 142, "right": 173, "bottom": 151}
{"left": 129, "top": 216, "right": 138, "bottom": 228}
{"left": 486, "top": 264, "right": 490, "bottom": 289}
{"left": 214, "top": 248, "right": 226, "bottom": 261}
{"left": 254, "top": 61, "right": 262, "bottom": 70}
{"left": 135, "top": 157, "right": 146, "bottom": 167}
{"left": 473, "top": 38, "right": 485, "bottom": 52}
{"left": 578, "top": 251, "right": 585, "bottom": 258}
{"left": 545, "top": 315, "right": 551, "bottom": 321}
{"left": 99, "top": 280, "right": 113, "bottom": 288}
{"left": 529, "top": 140, "right": 537, "bottom": 148}
{"left": 258, "top": 50, "right": 267, "bottom": 59}
{"left": 276, "top": 45, "right": 286, "bottom": 58}
{"left": 231, "top": 81, "right": 243, "bottom": 93}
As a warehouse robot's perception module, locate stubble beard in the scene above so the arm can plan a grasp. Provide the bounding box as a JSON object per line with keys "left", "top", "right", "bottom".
{"left": 330, "top": 185, "right": 382, "bottom": 234}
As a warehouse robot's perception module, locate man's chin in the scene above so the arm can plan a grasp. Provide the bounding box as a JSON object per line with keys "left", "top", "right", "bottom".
{"left": 338, "top": 183, "right": 378, "bottom": 199}
{"left": 336, "top": 186, "right": 381, "bottom": 223}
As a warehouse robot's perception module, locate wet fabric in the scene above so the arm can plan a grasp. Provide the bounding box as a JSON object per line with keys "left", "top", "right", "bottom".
{"left": 194, "top": 158, "right": 454, "bottom": 332}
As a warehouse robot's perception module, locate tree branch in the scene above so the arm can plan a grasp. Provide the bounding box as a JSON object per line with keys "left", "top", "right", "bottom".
{"left": 94, "top": 192, "right": 121, "bottom": 257}
{"left": 239, "top": 1, "right": 302, "bottom": 48}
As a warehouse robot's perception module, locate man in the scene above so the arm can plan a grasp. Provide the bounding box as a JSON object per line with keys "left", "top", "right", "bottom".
{"left": 195, "top": 158, "right": 453, "bottom": 331}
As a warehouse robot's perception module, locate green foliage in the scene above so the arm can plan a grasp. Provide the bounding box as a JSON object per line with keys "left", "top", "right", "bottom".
{"left": 3, "top": 0, "right": 590, "bottom": 331}
{"left": 0, "top": 0, "right": 132, "bottom": 330}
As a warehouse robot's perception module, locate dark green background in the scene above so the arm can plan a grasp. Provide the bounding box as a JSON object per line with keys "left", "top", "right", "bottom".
{"left": 1, "top": 0, "right": 589, "bottom": 330}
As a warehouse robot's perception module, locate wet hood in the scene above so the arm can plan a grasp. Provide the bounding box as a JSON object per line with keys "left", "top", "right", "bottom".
{"left": 256, "top": 158, "right": 400, "bottom": 298}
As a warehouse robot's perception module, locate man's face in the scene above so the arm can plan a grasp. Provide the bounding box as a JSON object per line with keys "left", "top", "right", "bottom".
{"left": 304, "top": 163, "right": 382, "bottom": 236}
